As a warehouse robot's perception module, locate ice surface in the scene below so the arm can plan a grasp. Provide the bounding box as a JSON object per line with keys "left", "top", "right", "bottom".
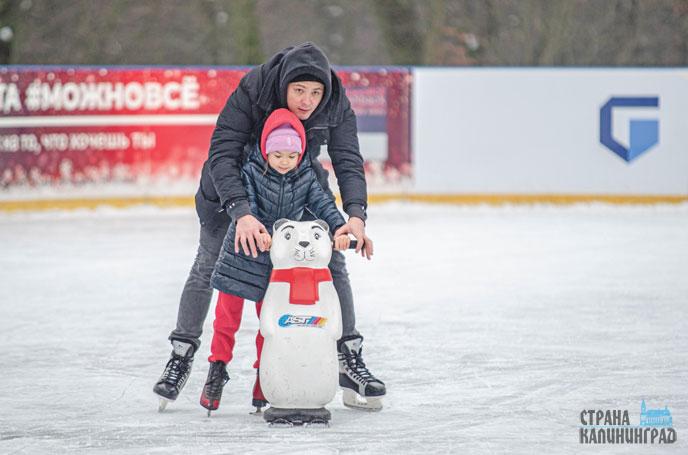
{"left": 1, "top": 203, "right": 687, "bottom": 454}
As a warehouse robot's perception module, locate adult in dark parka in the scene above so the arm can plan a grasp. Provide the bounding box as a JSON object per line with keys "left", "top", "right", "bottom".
{"left": 154, "top": 42, "right": 386, "bottom": 410}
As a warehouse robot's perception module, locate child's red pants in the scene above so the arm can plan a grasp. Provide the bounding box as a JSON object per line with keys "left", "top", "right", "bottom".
{"left": 208, "top": 292, "right": 264, "bottom": 370}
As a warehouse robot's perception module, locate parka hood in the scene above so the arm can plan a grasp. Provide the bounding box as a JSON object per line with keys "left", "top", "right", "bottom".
{"left": 277, "top": 42, "right": 333, "bottom": 120}
{"left": 259, "top": 108, "right": 307, "bottom": 164}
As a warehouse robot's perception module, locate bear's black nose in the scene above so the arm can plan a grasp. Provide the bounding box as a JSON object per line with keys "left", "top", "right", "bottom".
{"left": 299, "top": 241, "right": 310, "bottom": 248}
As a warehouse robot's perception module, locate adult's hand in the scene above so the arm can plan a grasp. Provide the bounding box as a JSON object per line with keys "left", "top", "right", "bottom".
{"left": 235, "top": 214, "right": 268, "bottom": 258}
{"left": 334, "top": 217, "right": 373, "bottom": 260}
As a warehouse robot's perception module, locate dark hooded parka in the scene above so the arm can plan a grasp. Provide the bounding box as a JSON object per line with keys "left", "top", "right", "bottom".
{"left": 195, "top": 42, "right": 368, "bottom": 225}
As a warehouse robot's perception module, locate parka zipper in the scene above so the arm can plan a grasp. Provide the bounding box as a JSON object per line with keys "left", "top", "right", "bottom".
{"left": 306, "top": 125, "right": 329, "bottom": 133}
{"left": 276, "top": 174, "right": 286, "bottom": 218}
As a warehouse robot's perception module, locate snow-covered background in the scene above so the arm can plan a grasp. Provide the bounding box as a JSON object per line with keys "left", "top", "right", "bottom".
{"left": 1, "top": 202, "right": 687, "bottom": 454}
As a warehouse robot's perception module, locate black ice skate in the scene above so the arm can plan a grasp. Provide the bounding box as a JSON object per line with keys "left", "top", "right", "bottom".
{"left": 153, "top": 340, "right": 195, "bottom": 412}
{"left": 200, "top": 361, "right": 229, "bottom": 417}
{"left": 338, "top": 335, "right": 385, "bottom": 411}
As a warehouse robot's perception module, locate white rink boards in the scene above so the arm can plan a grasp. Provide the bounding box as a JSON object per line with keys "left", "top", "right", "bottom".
{"left": 413, "top": 68, "right": 688, "bottom": 196}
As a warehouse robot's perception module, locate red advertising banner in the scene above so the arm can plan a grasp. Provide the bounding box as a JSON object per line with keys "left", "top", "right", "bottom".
{"left": 0, "top": 66, "right": 411, "bottom": 195}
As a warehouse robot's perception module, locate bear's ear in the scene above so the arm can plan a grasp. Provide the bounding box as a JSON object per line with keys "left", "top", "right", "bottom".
{"left": 313, "top": 219, "right": 329, "bottom": 233}
{"left": 273, "top": 218, "right": 290, "bottom": 232}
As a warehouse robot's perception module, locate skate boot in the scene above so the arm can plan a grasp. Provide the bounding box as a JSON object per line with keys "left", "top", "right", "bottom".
{"left": 251, "top": 369, "right": 268, "bottom": 414}
{"left": 338, "top": 335, "right": 386, "bottom": 411}
{"left": 153, "top": 340, "right": 195, "bottom": 412}
{"left": 200, "top": 361, "right": 229, "bottom": 416}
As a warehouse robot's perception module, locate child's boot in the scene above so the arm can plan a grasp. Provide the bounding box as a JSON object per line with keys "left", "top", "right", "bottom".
{"left": 252, "top": 369, "right": 268, "bottom": 413}
{"left": 200, "top": 361, "right": 229, "bottom": 416}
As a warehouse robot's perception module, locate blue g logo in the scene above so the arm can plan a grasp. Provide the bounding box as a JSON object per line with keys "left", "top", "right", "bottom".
{"left": 600, "top": 97, "right": 659, "bottom": 162}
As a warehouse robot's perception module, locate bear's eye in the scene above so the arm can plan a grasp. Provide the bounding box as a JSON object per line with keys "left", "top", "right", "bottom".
{"left": 284, "top": 232, "right": 291, "bottom": 240}
{"left": 314, "top": 232, "right": 320, "bottom": 240}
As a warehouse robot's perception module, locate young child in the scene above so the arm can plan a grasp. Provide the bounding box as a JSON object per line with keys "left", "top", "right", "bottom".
{"left": 200, "top": 108, "right": 351, "bottom": 412}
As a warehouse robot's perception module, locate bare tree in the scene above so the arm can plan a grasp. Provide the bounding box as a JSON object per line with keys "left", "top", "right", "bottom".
{"left": 228, "top": 0, "right": 263, "bottom": 64}
{"left": 4, "top": 0, "right": 688, "bottom": 66}
{"left": 373, "top": 0, "right": 426, "bottom": 64}
{"left": 0, "top": 0, "right": 18, "bottom": 64}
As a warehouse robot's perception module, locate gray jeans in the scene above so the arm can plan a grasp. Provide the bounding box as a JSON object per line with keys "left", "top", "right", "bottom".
{"left": 169, "top": 214, "right": 359, "bottom": 350}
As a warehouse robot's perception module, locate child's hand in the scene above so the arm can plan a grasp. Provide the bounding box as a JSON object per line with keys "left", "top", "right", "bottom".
{"left": 333, "top": 234, "right": 350, "bottom": 251}
{"left": 334, "top": 217, "right": 373, "bottom": 260}
{"left": 261, "top": 232, "right": 272, "bottom": 250}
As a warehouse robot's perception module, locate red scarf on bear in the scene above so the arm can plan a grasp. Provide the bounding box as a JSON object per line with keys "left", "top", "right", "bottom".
{"left": 269, "top": 267, "right": 333, "bottom": 305}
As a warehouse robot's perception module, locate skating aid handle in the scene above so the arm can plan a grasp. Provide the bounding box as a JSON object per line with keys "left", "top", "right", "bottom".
{"left": 332, "top": 239, "right": 358, "bottom": 250}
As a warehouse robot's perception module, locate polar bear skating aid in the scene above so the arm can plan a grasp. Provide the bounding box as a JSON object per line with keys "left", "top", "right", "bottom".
{"left": 259, "top": 219, "right": 343, "bottom": 425}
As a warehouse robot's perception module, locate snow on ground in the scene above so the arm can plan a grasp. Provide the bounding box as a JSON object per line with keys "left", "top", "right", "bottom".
{"left": 1, "top": 202, "right": 687, "bottom": 454}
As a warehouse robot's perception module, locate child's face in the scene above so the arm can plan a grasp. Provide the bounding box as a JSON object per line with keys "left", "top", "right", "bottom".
{"left": 286, "top": 81, "right": 324, "bottom": 120}
{"left": 268, "top": 151, "right": 299, "bottom": 174}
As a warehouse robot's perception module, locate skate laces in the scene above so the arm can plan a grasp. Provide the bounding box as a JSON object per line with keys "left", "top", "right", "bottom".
{"left": 163, "top": 355, "right": 190, "bottom": 385}
{"left": 343, "top": 349, "right": 378, "bottom": 384}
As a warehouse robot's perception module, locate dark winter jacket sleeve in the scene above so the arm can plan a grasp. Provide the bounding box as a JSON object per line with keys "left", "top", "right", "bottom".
{"left": 208, "top": 70, "right": 260, "bottom": 219}
{"left": 327, "top": 99, "right": 368, "bottom": 222}
{"left": 306, "top": 179, "right": 346, "bottom": 234}
{"left": 242, "top": 168, "right": 259, "bottom": 218}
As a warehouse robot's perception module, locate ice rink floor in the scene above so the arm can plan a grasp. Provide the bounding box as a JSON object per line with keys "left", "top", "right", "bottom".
{"left": 1, "top": 202, "right": 687, "bottom": 454}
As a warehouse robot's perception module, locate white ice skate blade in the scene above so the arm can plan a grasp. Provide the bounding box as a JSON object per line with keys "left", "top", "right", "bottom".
{"left": 158, "top": 398, "right": 171, "bottom": 413}
{"left": 342, "top": 389, "right": 383, "bottom": 411}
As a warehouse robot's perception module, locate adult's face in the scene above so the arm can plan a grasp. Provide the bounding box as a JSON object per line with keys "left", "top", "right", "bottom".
{"left": 286, "top": 81, "right": 325, "bottom": 120}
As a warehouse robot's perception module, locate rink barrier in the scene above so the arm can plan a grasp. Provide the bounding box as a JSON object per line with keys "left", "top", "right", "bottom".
{"left": 368, "top": 194, "right": 688, "bottom": 205}
{"left": 1, "top": 193, "right": 687, "bottom": 212}
{"left": 0, "top": 195, "right": 194, "bottom": 212}
{"left": 413, "top": 68, "right": 688, "bottom": 197}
